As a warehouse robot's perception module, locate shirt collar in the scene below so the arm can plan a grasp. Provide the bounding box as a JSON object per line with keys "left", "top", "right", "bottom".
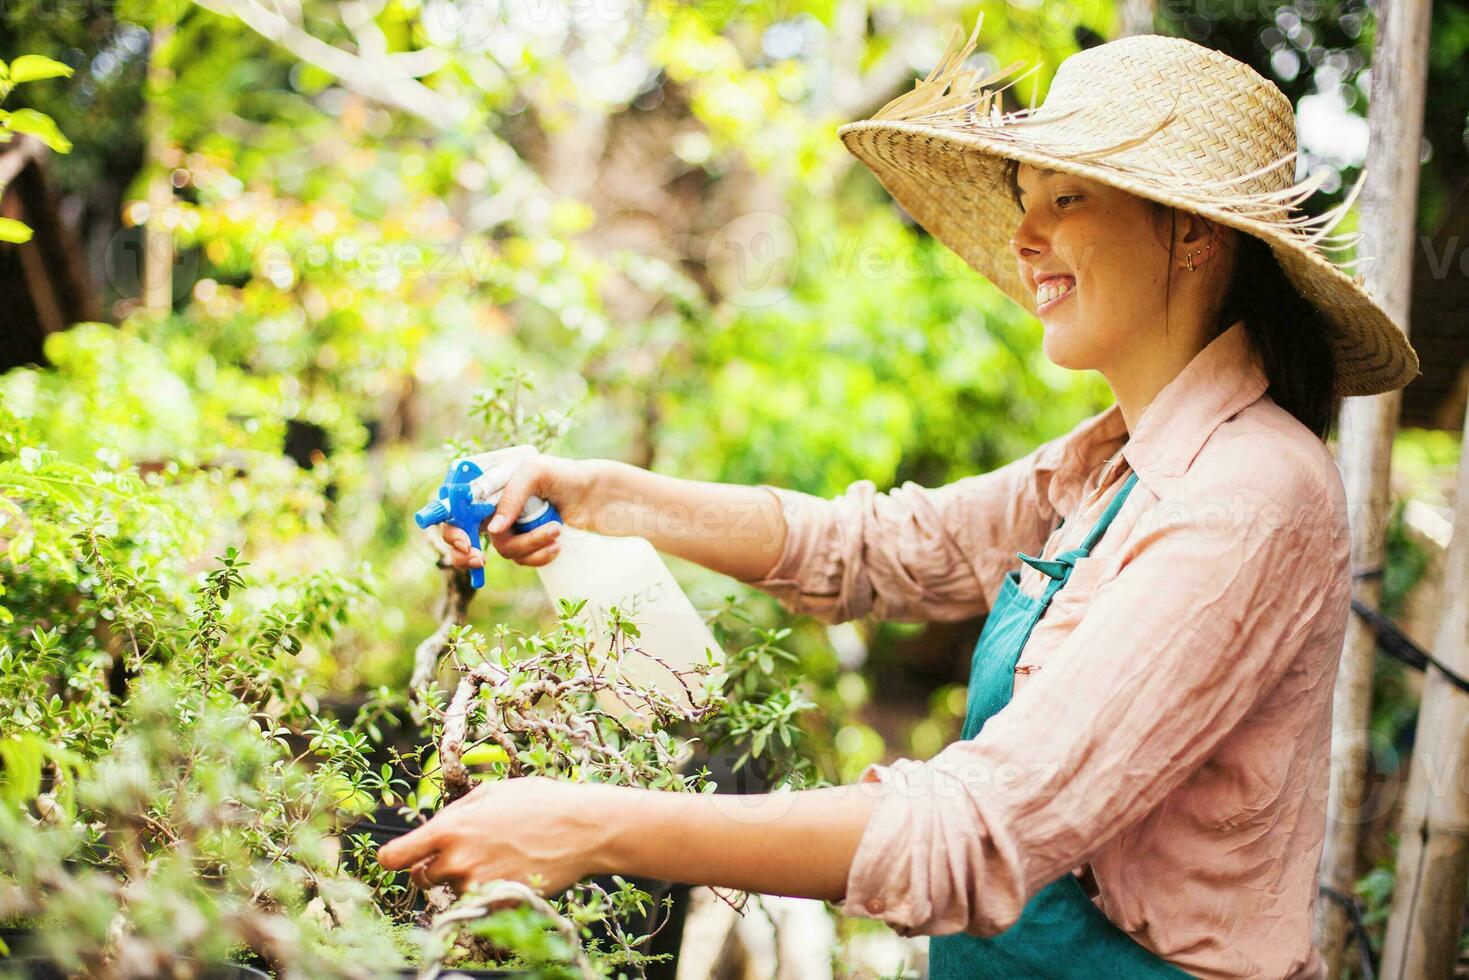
{"left": 1047, "top": 319, "right": 1269, "bottom": 509}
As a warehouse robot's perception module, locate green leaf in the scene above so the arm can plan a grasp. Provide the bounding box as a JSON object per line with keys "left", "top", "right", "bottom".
{"left": 5, "top": 109, "right": 71, "bottom": 153}
{"left": 0, "top": 217, "right": 32, "bottom": 243}
{"left": 7, "top": 529, "right": 31, "bottom": 563}
{"left": 9, "top": 55, "right": 74, "bottom": 84}
{"left": 0, "top": 734, "right": 46, "bottom": 805}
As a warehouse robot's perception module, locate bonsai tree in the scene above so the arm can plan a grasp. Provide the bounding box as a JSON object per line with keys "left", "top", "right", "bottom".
{"left": 0, "top": 348, "right": 825, "bottom": 977}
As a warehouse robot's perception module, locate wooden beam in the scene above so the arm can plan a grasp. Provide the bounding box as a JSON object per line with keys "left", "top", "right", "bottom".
{"left": 1380, "top": 390, "right": 1469, "bottom": 977}
{"left": 1315, "top": 0, "right": 1434, "bottom": 972}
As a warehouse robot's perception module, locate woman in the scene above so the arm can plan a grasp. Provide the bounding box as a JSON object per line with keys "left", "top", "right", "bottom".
{"left": 378, "top": 27, "right": 1420, "bottom": 979}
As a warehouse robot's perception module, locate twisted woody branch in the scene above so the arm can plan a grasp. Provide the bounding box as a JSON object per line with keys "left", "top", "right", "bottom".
{"left": 406, "top": 558, "right": 726, "bottom": 970}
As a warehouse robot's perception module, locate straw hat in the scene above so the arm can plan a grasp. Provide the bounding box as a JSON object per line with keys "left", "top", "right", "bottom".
{"left": 837, "top": 20, "right": 1421, "bottom": 396}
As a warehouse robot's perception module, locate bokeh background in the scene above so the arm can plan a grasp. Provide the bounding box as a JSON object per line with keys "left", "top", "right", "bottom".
{"left": 1, "top": 0, "right": 1467, "bottom": 974}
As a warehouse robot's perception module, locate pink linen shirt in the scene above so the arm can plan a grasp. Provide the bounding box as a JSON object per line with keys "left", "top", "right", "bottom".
{"left": 740, "top": 319, "right": 1348, "bottom": 979}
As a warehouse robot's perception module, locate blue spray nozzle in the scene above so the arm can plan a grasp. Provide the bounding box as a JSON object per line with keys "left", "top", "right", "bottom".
{"left": 413, "top": 457, "right": 562, "bottom": 590}
{"left": 413, "top": 501, "right": 450, "bottom": 529}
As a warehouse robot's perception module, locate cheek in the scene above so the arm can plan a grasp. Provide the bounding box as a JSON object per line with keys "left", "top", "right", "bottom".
{"left": 1077, "top": 224, "right": 1162, "bottom": 306}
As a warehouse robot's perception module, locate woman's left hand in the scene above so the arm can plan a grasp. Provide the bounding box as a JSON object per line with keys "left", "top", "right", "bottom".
{"left": 375, "top": 776, "right": 601, "bottom": 896}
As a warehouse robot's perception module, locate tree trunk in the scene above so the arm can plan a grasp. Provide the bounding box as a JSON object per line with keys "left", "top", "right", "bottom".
{"left": 1379, "top": 393, "right": 1469, "bottom": 980}
{"left": 1315, "top": 0, "right": 1432, "bottom": 973}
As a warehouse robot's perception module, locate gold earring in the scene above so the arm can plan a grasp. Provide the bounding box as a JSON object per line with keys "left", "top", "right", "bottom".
{"left": 1187, "top": 243, "right": 1213, "bottom": 272}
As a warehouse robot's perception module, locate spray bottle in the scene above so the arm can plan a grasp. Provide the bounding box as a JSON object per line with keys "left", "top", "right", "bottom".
{"left": 413, "top": 445, "right": 723, "bottom": 714}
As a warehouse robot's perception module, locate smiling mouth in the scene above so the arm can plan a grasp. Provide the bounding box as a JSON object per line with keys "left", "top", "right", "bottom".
{"left": 1035, "top": 276, "right": 1076, "bottom": 306}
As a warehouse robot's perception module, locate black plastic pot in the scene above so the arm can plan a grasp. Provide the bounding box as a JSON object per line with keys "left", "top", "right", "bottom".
{"left": 0, "top": 950, "right": 269, "bottom": 978}
{"left": 392, "top": 971, "right": 522, "bottom": 978}
{"left": 1, "top": 927, "right": 272, "bottom": 979}
{"left": 339, "top": 726, "right": 777, "bottom": 980}
{"left": 0, "top": 964, "right": 269, "bottom": 980}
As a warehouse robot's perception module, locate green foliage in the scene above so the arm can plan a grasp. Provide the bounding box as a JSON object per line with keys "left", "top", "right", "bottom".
{"left": 0, "top": 52, "right": 73, "bottom": 243}
{"left": 17, "top": 0, "right": 1423, "bottom": 972}
{"left": 0, "top": 677, "right": 408, "bottom": 978}
{"left": 461, "top": 369, "right": 576, "bottom": 458}
{"left": 0, "top": 55, "right": 73, "bottom": 152}
{"left": 0, "top": 372, "right": 413, "bottom": 969}
{"left": 0, "top": 312, "right": 828, "bottom": 974}
{"left": 705, "top": 603, "right": 823, "bottom": 785}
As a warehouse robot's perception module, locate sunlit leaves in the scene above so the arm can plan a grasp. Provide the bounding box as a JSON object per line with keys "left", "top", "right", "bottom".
{"left": 0, "top": 217, "right": 33, "bottom": 242}
{"left": 2, "top": 106, "right": 71, "bottom": 151}
{"left": 0, "top": 51, "right": 73, "bottom": 245}
{"left": 0, "top": 734, "right": 46, "bottom": 805}
{"left": 7, "top": 54, "right": 74, "bottom": 84}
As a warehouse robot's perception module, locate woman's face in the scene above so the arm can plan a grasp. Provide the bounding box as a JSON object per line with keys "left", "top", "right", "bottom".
{"left": 1007, "top": 163, "right": 1189, "bottom": 376}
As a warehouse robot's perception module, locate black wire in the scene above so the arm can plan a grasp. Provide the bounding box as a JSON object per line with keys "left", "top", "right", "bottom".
{"left": 1349, "top": 599, "right": 1469, "bottom": 697}
{"left": 1319, "top": 884, "right": 1378, "bottom": 980}
{"left": 1349, "top": 565, "right": 1469, "bottom": 696}
{"left": 1338, "top": 565, "right": 1469, "bottom": 980}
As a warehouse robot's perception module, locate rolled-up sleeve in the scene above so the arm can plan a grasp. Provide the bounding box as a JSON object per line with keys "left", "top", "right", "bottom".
{"left": 839, "top": 456, "right": 1347, "bottom": 936}
{"left": 737, "top": 445, "right": 1061, "bottom": 625}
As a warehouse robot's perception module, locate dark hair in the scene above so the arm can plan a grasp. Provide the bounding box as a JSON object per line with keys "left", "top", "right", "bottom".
{"left": 1002, "top": 158, "right": 1340, "bottom": 441}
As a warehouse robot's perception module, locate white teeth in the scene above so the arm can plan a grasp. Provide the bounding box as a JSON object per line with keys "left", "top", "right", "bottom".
{"left": 1036, "top": 278, "right": 1076, "bottom": 306}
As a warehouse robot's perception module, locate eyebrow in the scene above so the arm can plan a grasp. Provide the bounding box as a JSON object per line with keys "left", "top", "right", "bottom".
{"left": 1015, "top": 168, "right": 1060, "bottom": 201}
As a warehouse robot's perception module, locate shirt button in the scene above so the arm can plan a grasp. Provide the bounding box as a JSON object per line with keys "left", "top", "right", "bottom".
{"left": 865, "top": 898, "right": 885, "bottom": 915}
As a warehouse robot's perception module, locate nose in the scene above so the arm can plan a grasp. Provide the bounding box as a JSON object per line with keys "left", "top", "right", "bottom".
{"left": 1008, "top": 210, "right": 1048, "bottom": 273}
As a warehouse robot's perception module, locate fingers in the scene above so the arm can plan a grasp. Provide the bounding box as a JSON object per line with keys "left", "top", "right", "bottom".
{"left": 440, "top": 524, "right": 484, "bottom": 571}
{"left": 515, "top": 541, "right": 561, "bottom": 567}
{"left": 440, "top": 519, "right": 560, "bottom": 571}
{"left": 443, "top": 524, "right": 472, "bottom": 552}
{"left": 409, "top": 857, "right": 516, "bottom": 899}
{"left": 485, "top": 464, "right": 540, "bottom": 535}
{"left": 379, "top": 782, "right": 492, "bottom": 873}
{"left": 489, "top": 519, "right": 561, "bottom": 567}
{"left": 375, "top": 820, "right": 443, "bottom": 872}
{"left": 409, "top": 856, "right": 437, "bottom": 892}
{"left": 419, "top": 853, "right": 472, "bottom": 894}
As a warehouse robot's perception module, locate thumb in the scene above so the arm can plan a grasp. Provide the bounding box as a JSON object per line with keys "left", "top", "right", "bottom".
{"left": 486, "top": 462, "right": 542, "bottom": 535}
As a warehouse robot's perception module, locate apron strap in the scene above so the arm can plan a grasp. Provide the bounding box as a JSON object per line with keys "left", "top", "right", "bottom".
{"left": 1080, "top": 470, "right": 1139, "bottom": 551}
{"left": 1018, "top": 471, "right": 1140, "bottom": 582}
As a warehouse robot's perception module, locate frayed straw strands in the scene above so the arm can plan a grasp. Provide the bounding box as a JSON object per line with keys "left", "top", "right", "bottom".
{"left": 837, "top": 18, "right": 1419, "bottom": 395}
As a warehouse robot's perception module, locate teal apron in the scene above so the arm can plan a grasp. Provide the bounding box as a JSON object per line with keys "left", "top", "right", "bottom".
{"left": 929, "top": 470, "right": 1197, "bottom": 979}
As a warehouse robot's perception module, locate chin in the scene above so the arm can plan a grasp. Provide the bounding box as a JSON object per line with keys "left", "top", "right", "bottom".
{"left": 1040, "top": 323, "right": 1095, "bottom": 373}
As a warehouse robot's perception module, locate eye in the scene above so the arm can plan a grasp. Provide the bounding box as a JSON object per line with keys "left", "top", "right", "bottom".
{"left": 1055, "top": 194, "right": 1082, "bottom": 208}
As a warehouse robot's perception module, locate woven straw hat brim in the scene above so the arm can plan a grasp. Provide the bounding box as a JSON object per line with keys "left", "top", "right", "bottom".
{"left": 836, "top": 33, "right": 1422, "bottom": 397}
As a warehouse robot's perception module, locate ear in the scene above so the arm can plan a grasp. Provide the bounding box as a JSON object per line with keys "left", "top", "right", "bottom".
{"left": 1171, "top": 211, "right": 1216, "bottom": 249}
{"left": 1172, "top": 213, "right": 1220, "bottom": 271}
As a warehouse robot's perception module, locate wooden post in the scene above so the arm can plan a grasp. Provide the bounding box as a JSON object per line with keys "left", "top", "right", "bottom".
{"left": 141, "top": 21, "right": 174, "bottom": 316}
{"left": 1379, "top": 396, "right": 1469, "bottom": 980}
{"left": 1314, "top": 0, "right": 1433, "bottom": 973}
{"left": 1116, "top": 0, "right": 1156, "bottom": 38}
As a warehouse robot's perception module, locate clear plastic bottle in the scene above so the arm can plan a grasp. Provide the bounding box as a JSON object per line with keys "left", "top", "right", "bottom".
{"left": 465, "top": 446, "right": 724, "bottom": 717}
{"left": 534, "top": 525, "right": 722, "bottom": 714}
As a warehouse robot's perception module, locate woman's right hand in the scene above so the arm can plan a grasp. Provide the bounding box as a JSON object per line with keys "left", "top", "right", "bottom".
{"left": 441, "top": 453, "right": 602, "bottom": 571}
